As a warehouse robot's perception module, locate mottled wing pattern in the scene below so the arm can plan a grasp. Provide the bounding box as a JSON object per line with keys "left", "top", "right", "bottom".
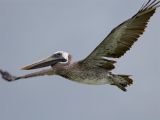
{"left": 81, "top": 0, "right": 159, "bottom": 70}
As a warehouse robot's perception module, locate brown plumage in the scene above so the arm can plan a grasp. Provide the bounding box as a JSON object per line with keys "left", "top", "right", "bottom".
{"left": 81, "top": 0, "right": 160, "bottom": 70}
{"left": 0, "top": 0, "right": 159, "bottom": 91}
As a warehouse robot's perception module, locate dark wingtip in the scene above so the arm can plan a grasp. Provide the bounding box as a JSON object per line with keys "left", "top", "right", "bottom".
{"left": 140, "top": 0, "right": 160, "bottom": 11}
{"left": 0, "top": 69, "right": 17, "bottom": 81}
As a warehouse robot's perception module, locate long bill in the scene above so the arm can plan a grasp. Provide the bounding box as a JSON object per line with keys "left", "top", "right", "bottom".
{"left": 21, "top": 56, "right": 66, "bottom": 70}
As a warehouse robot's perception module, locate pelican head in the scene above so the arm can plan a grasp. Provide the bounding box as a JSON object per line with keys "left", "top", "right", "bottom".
{"left": 21, "top": 51, "right": 71, "bottom": 70}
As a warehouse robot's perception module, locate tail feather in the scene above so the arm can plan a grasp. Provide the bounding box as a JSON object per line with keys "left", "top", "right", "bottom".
{"left": 111, "top": 74, "right": 133, "bottom": 92}
{"left": 118, "top": 75, "right": 133, "bottom": 86}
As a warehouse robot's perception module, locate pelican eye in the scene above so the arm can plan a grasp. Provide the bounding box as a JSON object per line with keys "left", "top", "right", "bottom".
{"left": 53, "top": 53, "right": 62, "bottom": 57}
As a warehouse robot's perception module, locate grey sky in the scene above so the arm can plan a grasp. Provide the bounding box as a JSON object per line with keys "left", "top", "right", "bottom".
{"left": 0, "top": 0, "right": 160, "bottom": 120}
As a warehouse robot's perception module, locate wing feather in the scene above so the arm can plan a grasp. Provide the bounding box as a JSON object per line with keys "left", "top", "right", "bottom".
{"left": 80, "top": 0, "right": 159, "bottom": 70}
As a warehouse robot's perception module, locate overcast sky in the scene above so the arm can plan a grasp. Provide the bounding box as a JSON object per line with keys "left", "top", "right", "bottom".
{"left": 0, "top": 0, "right": 160, "bottom": 120}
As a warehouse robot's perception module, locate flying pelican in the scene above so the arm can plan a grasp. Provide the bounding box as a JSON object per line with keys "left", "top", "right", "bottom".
{"left": 0, "top": 0, "right": 159, "bottom": 91}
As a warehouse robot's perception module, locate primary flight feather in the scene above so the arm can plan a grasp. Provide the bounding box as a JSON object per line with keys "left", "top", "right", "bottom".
{"left": 0, "top": 0, "right": 159, "bottom": 91}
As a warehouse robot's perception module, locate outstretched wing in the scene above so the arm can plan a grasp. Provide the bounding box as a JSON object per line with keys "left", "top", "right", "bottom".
{"left": 80, "top": 0, "right": 159, "bottom": 70}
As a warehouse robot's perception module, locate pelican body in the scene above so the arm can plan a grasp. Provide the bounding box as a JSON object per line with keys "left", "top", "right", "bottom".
{"left": 22, "top": 51, "right": 120, "bottom": 86}
{"left": 0, "top": 0, "right": 159, "bottom": 91}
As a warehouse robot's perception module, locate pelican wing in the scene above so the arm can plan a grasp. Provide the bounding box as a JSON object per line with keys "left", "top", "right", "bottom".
{"left": 80, "top": 0, "right": 159, "bottom": 70}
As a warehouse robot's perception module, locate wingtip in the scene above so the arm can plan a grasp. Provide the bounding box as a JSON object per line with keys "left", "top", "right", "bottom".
{"left": 141, "top": 0, "right": 160, "bottom": 10}
{"left": 0, "top": 69, "right": 17, "bottom": 81}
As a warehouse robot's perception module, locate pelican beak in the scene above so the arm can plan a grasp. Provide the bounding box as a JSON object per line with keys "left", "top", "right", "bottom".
{"left": 21, "top": 56, "right": 66, "bottom": 70}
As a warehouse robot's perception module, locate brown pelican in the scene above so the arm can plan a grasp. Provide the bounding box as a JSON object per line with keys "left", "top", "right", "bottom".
{"left": 0, "top": 0, "right": 159, "bottom": 91}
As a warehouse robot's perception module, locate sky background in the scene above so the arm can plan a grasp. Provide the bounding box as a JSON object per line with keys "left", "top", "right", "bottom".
{"left": 0, "top": 0, "right": 160, "bottom": 120}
